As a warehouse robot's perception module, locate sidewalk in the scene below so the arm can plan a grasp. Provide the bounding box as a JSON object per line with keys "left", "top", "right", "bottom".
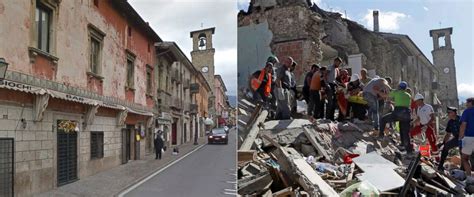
{"left": 37, "top": 137, "right": 208, "bottom": 197}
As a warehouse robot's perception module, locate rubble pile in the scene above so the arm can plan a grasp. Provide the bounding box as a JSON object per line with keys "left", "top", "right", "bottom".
{"left": 237, "top": 99, "right": 469, "bottom": 196}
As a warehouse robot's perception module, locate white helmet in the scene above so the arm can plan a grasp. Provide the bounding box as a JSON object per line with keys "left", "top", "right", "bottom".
{"left": 414, "top": 93, "right": 424, "bottom": 101}
{"left": 350, "top": 74, "right": 360, "bottom": 82}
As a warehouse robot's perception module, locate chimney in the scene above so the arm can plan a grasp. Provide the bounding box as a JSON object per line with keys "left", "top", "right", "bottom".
{"left": 373, "top": 10, "right": 379, "bottom": 32}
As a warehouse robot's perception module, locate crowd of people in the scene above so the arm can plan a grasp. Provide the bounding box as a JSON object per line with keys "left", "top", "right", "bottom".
{"left": 249, "top": 55, "right": 474, "bottom": 176}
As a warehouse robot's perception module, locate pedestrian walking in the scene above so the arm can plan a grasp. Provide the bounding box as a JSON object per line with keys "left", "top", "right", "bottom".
{"left": 459, "top": 98, "right": 474, "bottom": 176}
{"left": 154, "top": 131, "right": 164, "bottom": 160}
{"left": 438, "top": 106, "right": 461, "bottom": 171}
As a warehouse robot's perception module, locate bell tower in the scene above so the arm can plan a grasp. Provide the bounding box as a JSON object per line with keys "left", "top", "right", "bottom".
{"left": 430, "top": 27, "right": 458, "bottom": 109}
{"left": 190, "top": 27, "right": 215, "bottom": 94}
{"left": 191, "top": 27, "right": 216, "bottom": 117}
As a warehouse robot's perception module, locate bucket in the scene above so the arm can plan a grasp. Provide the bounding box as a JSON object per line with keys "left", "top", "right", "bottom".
{"left": 419, "top": 144, "right": 431, "bottom": 157}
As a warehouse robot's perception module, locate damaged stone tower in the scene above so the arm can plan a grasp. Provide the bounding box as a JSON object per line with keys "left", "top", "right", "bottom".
{"left": 430, "top": 27, "right": 459, "bottom": 108}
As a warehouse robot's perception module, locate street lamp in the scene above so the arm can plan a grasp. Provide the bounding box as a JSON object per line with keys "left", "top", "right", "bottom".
{"left": 0, "top": 58, "right": 8, "bottom": 80}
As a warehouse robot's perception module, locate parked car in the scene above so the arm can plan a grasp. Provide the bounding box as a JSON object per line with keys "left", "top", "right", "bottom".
{"left": 208, "top": 128, "right": 228, "bottom": 144}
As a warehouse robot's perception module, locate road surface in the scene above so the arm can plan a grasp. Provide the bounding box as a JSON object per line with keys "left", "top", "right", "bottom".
{"left": 122, "top": 128, "right": 237, "bottom": 197}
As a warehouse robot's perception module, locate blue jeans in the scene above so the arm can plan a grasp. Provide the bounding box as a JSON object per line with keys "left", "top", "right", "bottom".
{"left": 363, "top": 92, "right": 383, "bottom": 130}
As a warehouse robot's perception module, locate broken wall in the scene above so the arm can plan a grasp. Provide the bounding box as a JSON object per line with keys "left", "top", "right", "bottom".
{"left": 238, "top": 4, "right": 324, "bottom": 86}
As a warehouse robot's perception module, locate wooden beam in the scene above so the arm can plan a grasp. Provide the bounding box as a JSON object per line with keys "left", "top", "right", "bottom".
{"left": 399, "top": 153, "right": 421, "bottom": 197}
{"left": 346, "top": 163, "right": 355, "bottom": 182}
{"left": 239, "top": 109, "right": 268, "bottom": 151}
{"left": 302, "top": 126, "right": 331, "bottom": 161}
{"left": 272, "top": 187, "right": 293, "bottom": 197}
{"left": 238, "top": 150, "right": 256, "bottom": 163}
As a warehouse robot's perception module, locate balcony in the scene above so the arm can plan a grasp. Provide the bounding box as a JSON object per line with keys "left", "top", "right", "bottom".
{"left": 183, "top": 79, "right": 191, "bottom": 89}
{"left": 183, "top": 101, "right": 190, "bottom": 112}
{"left": 171, "top": 69, "right": 181, "bottom": 84}
{"left": 190, "top": 104, "right": 198, "bottom": 114}
{"left": 157, "top": 90, "right": 171, "bottom": 112}
{"left": 171, "top": 96, "right": 182, "bottom": 109}
{"left": 190, "top": 83, "right": 200, "bottom": 94}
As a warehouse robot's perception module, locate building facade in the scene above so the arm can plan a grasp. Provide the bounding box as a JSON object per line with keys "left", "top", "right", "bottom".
{"left": 155, "top": 42, "right": 212, "bottom": 147}
{"left": 214, "top": 75, "right": 228, "bottom": 127}
{"left": 0, "top": 0, "right": 160, "bottom": 196}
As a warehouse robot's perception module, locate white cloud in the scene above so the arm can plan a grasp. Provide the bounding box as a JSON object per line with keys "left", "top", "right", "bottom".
{"left": 128, "top": 0, "right": 238, "bottom": 95}
{"left": 458, "top": 83, "right": 474, "bottom": 98}
{"left": 237, "top": 0, "right": 250, "bottom": 11}
{"left": 423, "top": 6, "right": 429, "bottom": 11}
{"left": 362, "top": 9, "right": 409, "bottom": 32}
{"left": 312, "top": 0, "right": 322, "bottom": 5}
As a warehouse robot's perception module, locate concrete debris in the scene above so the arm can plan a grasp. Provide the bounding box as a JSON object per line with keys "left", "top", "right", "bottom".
{"left": 238, "top": 97, "right": 468, "bottom": 196}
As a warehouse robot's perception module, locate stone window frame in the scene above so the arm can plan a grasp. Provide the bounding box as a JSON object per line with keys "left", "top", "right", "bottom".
{"left": 145, "top": 64, "right": 153, "bottom": 96}
{"left": 87, "top": 24, "right": 106, "bottom": 79}
{"left": 90, "top": 131, "right": 104, "bottom": 159}
{"left": 125, "top": 50, "right": 136, "bottom": 90}
{"left": 29, "top": 0, "right": 60, "bottom": 63}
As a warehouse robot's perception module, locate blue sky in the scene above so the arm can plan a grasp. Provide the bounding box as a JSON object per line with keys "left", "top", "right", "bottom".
{"left": 238, "top": 0, "right": 474, "bottom": 100}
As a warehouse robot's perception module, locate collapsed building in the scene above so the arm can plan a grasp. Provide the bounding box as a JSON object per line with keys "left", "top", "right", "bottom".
{"left": 237, "top": 0, "right": 459, "bottom": 111}
{"left": 237, "top": 97, "right": 469, "bottom": 196}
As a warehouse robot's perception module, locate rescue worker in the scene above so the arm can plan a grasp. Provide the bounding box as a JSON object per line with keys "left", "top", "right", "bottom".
{"left": 459, "top": 98, "right": 474, "bottom": 176}
{"left": 438, "top": 106, "right": 461, "bottom": 171}
{"left": 362, "top": 77, "right": 392, "bottom": 132}
{"left": 250, "top": 62, "right": 273, "bottom": 103}
{"left": 326, "top": 57, "right": 343, "bottom": 121}
{"left": 275, "top": 56, "right": 296, "bottom": 119}
{"left": 379, "top": 81, "right": 412, "bottom": 153}
{"left": 309, "top": 66, "right": 327, "bottom": 119}
{"left": 410, "top": 93, "right": 438, "bottom": 153}
{"left": 304, "top": 64, "right": 319, "bottom": 115}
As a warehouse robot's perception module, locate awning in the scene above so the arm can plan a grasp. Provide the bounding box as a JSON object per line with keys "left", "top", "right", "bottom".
{"left": 0, "top": 79, "right": 47, "bottom": 95}
{"left": 218, "top": 117, "right": 226, "bottom": 124}
{"left": 100, "top": 102, "right": 126, "bottom": 110}
{"left": 204, "top": 118, "right": 214, "bottom": 126}
{"left": 48, "top": 89, "right": 102, "bottom": 106}
{"left": 127, "top": 107, "right": 153, "bottom": 116}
